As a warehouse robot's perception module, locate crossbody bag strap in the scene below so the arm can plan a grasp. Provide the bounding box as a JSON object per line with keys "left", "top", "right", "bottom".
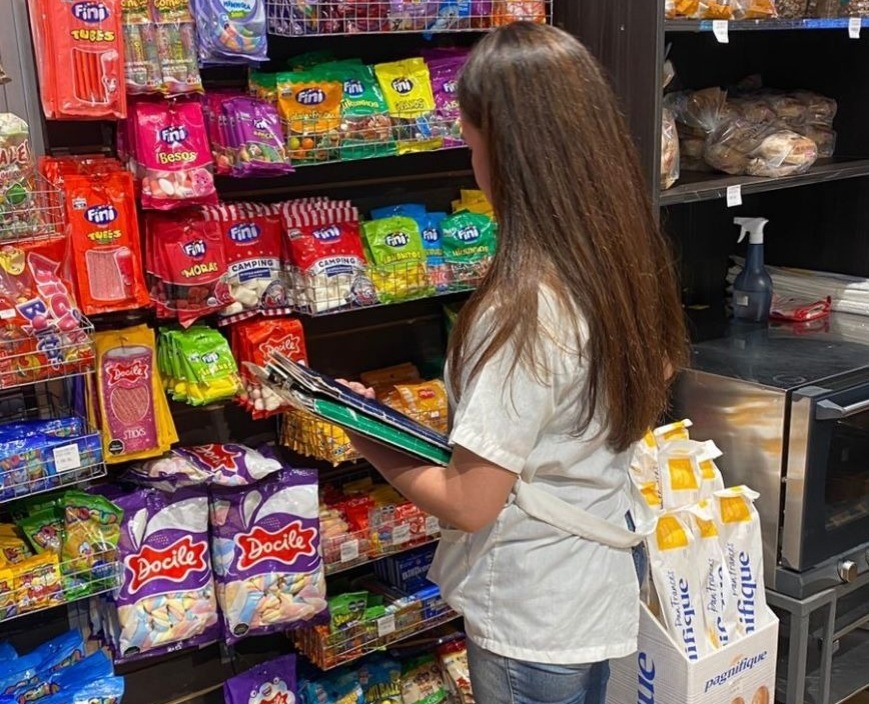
{"left": 512, "top": 479, "right": 652, "bottom": 549}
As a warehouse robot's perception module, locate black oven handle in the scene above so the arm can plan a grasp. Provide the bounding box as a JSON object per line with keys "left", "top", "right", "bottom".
{"left": 816, "top": 397, "right": 869, "bottom": 420}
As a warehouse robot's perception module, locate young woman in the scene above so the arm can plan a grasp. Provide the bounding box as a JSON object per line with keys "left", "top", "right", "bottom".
{"left": 343, "top": 22, "right": 687, "bottom": 704}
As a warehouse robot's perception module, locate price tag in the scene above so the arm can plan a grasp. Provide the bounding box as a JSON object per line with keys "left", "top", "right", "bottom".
{"left": 53, "top": 443, "right": 82, "bottom": 473}
{"left": 377, "top": 614, "right": 396, "bottom": 638}
{"left": 726, "top": 185, "right": 743, "bottom": 208}
{"left": 340, "top": 539, "right": 359, "bottom": 563}
{"left": 712, "top": 20, "right": 729, "bottom": 43}
{"left": 849, "top": 16, "right": 862, "bottom": 38}
{"left": 425, "top": 515, "right": 440, "bottom": 536}
{"left": 392, "top": 524, "right": 411, "bottom": 546}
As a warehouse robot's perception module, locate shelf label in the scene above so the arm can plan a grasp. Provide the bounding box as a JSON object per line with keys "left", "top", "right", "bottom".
{"left": 726, "top": 185, "right": 743, "bottom": 208}
{"left": 340, "top": 539, "right": 359, "bottom": 563}
{"left": 53, "top": 443, "right": 82, "bottom": 473}
{"left": 425, "top": 515, "right": 440, "bottom": 536}
{"left": 849, "top": 16, "right": 861, "bottom": 38}
{"left": 712, "top": 20, "right": 729, "bottom": 43}
{"left": 392, "top": 524, "right": 411, "bottom": 546}
{"left": 377, "top": 614, "right": 396, "bottom": 638}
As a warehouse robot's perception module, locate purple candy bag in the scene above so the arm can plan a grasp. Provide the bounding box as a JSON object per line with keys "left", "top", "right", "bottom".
{"left": 429, "top": 56, "right": 466, "bottom": 148}
{"left": 224, "top": 97, "right": 293, "bottom": 177}
{"left": 471, "top": 0, "right": 492, "bottom": 25}
{"left": 177, "top": 443, "right": 284, "bottom": 486}
{"left": 388, "top": 0, "right": 439, "bottom": 29}
{"left": 114, "top": 489, "right": 218, "bottom": 660}
{"left": 210, "top": 468, "right": 328, "bottom": 644}
{"left": 224, "top": 654, "right": 298, "bottom": 704}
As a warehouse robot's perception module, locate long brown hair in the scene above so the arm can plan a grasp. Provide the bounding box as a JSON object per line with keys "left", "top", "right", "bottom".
{"left": 448, "top": 22, "right": 688, "bottom": 453}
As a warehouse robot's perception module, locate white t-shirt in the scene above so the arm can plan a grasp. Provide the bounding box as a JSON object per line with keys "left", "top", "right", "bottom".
{"left": 427, "top": 291, "right": 640, "bottom": 664}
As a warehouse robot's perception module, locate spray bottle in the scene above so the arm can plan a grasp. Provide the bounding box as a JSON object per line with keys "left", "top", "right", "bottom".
{"left": 732, "top": 217, "right": 773, "bottom": 323}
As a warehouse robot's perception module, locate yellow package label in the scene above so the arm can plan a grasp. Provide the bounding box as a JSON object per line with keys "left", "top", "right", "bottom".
{"left": 375, "top": 58, "right": 442, "bottom": 155}
{"left": 666, "top": 457, "right": 700, "bottom": 490}
{"left": 718, "top": 495, "right": 752, "bottom": 524}
{"left": 655, "top": 514, "right": 690, "bottom": 551}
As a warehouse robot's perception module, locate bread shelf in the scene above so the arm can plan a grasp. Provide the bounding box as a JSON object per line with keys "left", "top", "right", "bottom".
{"left": 659, "top": 157, "right": 869, "bottom": 206}
{"left": 665, "top": 17, "right": 869, "bottom": 33}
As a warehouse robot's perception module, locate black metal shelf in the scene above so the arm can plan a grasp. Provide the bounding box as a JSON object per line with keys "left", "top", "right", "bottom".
{"left": 659, "top": 157, "right": 869, "bottom": 206}
{"left": 665, "top": 17, "right": 869, "bottom": 33}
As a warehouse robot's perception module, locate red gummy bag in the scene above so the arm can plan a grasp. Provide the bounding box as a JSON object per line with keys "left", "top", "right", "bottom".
{"left": 65, "top": 171, "right": 150, "bottom": 316}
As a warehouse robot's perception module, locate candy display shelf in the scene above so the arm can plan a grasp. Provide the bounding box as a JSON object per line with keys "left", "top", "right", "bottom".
{"left": 323, "top": 511, "right": 441, "bottom": 576}
{"left": 264, "top": 1, "right": 552, "bottom": 37}
{"left": 0, "top": 175, "right": 66, "bottom": 245}
{"left": 286, "top": 262, "right": 478, "bottom": 319}
{"left": 665, "top": 16, "right": 869, "bottom": 32}
{"left": 659, "top": 157, "right": 869, "bottom": 206}
{"left": 294, "top": 594, "right": 458, "bottom": 670}
{"left": 0, "top": 550, "right": 120, "bottom": 625}
{"left": 0, "top": 317, "right": 96, "bottom": 391}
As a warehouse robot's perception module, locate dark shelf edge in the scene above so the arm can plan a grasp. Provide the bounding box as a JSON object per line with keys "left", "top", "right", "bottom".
{"left": 665, "top": 17, "right": 866, "bottom": 33}
{"left": 659, "top": 158, "right": 869, "bottom": 206}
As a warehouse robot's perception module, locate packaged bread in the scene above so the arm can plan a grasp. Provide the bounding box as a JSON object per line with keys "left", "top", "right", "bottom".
{"left": 706, "top": 120, "right": 818, "bottom": 177}
{"left": 776, "top": 0, "right": 808, "bottom": 16}
{"left": 733, "top": 0, "right": 778, "bottom": 17}
{"left": 661, "top": 109, "right": 681, "bottom": 190}
{"left": 793, "top": 123, "right": 836, "bottom": 158}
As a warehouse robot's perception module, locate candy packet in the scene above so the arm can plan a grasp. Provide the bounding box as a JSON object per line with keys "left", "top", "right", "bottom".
{"left": 362, "top": 216, "right": 433, "bottom": 304}
{"left": 114, "top": 488, "right": 219, "bottom": 660}
{"left": 680, "top": 501, "right": 739, "bottom": 651}
{"left": 39, "top": 676, "right": 124, "bottom": 704}
{"left": 439, "top": 211, "right": 497, "bottom": 289}
{"left": 401, "top": 654, "right": 449, "bottom": 704}
{"left": 0, "top": 237, "right": 92, "bottom": 388}
{"left": 60, "top": 491, "right": 123, "bottom": 598}
{"left": 3, "top": 640, "right": 99, "bottom": 702}
{"left": 388, "top": 1, "right": 439, "bottom": 29}
{"left": 158, "top": 325, "right": 241, "bottom": 405}
{"left": 64, "top": 171, "right": 150, "bottom": 315}
{"left": 232, "top": 316, "right": 307, "bottom": 418}
{"left": 191, "top": 0, "right": 268, "bottom": 66}
{"left": 375, "top": 58, "right": 442, "bottom": 155}
{"left": 283, "top": 205, "right": 374, "bottom": 314}
{"left": 12, "top": 552, "right": 63, "bottom": 614}
{"left": 712, "top": 486, "right": 770, "bottom": 637}
{"left": 134, "top": 99, "right": 217, "bottom": 210}
{"left": 176, "top": 443, "right": 284, "bottom": 487}
{"left": 225, "top": 98, "right": 293, "bottom": 177}
{"left": 427, "top": 56, "right": 465, "bottom": 148}
{"left": 278, "top": 68, "right": 344, "bottom": 164}
{"left": 326, "top": 61, "right": 395, "bottom": 161}
{"left": 224, "top": 654, "right": 297, "bottom": 704}
{"left": 203, "top": 203, "right": 286, "bottom": 322}
{"left": 425, "top": 1, "right": 473, "bottom": 32}
{"left": 0, "top": 113, "right": 42, "bottom": 241}
{"left": 266, "top": 0, "right": 318, "bottom": 36}
{"left": 492, "top": 0, "right": 547, "bottom": 24}
{"left": 122, "top": 1, "right": 163, "bottom": 95}
{"left": 19, "top": 508, "right": 63, "bottom": 555}
{"left": 438, "top": 640, "right": 473, "bottom": 704}
{"left": 647, "top": 512, "right": 710, "bottom": 662}
{"left": 28, "top": 0, "right": 126, "bottom": 119}
{"left": 94, "top": 324, "right": 177, "bottom": 464}
{"left": 145, "top": 210, "right": 232, "bottom": 326}
{"left": 209, "top": 467, "right": 328, "bottom": 643}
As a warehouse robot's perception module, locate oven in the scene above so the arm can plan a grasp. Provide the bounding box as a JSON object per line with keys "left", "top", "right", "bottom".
{"left": 673, "top": 315, "right": 869, "bottom": 599}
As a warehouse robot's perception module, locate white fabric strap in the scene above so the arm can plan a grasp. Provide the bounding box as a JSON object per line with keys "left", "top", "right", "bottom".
{"left": 512, "top": 479, "right": 653, "bottom": 549}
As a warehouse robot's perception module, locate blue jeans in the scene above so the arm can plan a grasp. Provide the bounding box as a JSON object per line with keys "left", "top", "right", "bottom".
{"left": 468, "top": 641, "right": 611, "bottom": 704}
{"left": 466, "top": 514, "right": 648, "bottom": 704}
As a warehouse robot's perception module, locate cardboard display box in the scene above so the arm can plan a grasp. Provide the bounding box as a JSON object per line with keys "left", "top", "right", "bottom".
{"left": 608, "top": 604, "right": 779, "bottom": 704}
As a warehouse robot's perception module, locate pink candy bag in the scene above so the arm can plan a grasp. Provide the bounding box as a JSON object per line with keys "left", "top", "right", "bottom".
{"left": 134, "top": 99, "right": 217, "bottom": 210}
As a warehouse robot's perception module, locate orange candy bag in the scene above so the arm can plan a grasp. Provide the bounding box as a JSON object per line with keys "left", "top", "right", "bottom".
{"left": 65, "top": 171, "right": 149, "bottom": 316}
{"left": 28, "top": 0, "right": 126, "bottom": 119}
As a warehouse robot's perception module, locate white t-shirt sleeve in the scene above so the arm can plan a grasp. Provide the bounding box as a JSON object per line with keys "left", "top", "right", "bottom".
{"left": 449, "top": 337, "right": 560, "bottom": 475}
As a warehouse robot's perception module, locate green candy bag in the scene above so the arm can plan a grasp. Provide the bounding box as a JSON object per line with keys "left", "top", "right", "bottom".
{"left": 362, "top": 216, "right": 434, "bottom": 304}
{"left": 323, "top": 61, "right": 395, "bottom": 161}
{"left": 440, "top": 212, "right": 498, "bottom": 290}
{"left": 60, "top": 491, "right": 123, "bottom": 598}
{"left": 19, "top": 508, "right": 63, "bottom": 555}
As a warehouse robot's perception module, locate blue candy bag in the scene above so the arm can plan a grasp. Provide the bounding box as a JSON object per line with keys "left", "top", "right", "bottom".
{"left": 0, "top": 654, "right": 40, "bottom": 696}
{"left": 0, "top": 645, "right": 16, "bottom": 662}
{"left": 34, "top": 630, "right": 86, "bottom": 674}
{"left": 3, "top": 650, "right": 111, "bottom": 702}
{"left": 40, "top": 675, "right": 124, "bottom": 704}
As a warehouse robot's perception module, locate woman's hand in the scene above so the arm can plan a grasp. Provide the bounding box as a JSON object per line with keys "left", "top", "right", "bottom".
{"left": 336, "top": 379, "right": 375, "bottom": 399}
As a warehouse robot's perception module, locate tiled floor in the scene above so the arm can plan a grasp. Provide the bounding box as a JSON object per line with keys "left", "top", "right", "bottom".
{"left": 847, "top": 690, "right": 869, "bottom": 703}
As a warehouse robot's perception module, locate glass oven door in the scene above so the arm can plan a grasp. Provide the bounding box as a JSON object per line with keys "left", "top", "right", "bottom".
{"left": 784, "top": 374, "right": 869, "bottom": 572}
